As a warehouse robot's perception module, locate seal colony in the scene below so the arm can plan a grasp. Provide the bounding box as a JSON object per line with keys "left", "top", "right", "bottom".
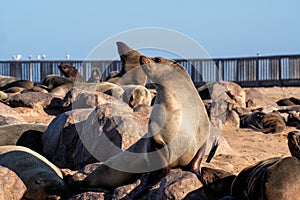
{"left": 71, "top": 55, "right": 211, "bottom": 190}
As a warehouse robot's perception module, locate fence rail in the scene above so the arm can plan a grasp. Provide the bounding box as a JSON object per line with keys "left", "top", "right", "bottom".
{"left": 1, "top": 54, "right": 300, "bottom": 87}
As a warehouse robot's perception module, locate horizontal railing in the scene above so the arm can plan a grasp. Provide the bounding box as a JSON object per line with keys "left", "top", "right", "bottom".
{"left": 0, "top": 54, "right": 300, "bottom": 87}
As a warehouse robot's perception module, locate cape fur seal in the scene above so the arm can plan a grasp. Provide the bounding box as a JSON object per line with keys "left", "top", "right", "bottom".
{"left": 73, "top": 55, "right": 210, "bottom": 190}
{"left": 58, "top": 64, "right": 85, "bottom": 82}
{"left": 0, "top": 145, "right": 68, "bottom": 200}
{"left": 121, "top": 85, "right": 152, "bottom": 108}
{"left": 240, "top": 111, "right": 286, "bottom": 133}
{"left": 231, "top": 157, "right": 300, "bottom": 200}
{"left": 288, "top": 131, "right": 300, "bottom": 160}
{"left": 106, "top": 42, "right": 147, "bottom": 86}
{"left": 41, "top": 74, "right": 73, "bottom": 90}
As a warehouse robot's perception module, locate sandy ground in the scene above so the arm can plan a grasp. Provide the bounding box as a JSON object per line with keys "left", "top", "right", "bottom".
{"left": 209, "top": 86, "right": 300, "bottom": 174}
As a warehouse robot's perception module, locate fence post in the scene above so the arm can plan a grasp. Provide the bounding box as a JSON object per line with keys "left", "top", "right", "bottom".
{"left": 256, "top": 57, "right": 260, "bottom": 86}
{"left": 278, "top": 57, "right": 282, "bottom": 86}
{"left": 10, "top": 62, "right": 22, "bottom": 79}
{"left": 215, "top": 59, "right": 220, "bottom": 82}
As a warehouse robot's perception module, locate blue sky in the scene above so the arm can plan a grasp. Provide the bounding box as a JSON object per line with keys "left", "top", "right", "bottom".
{"left": 1, "top": 0, "right": 299, "bottom": 60}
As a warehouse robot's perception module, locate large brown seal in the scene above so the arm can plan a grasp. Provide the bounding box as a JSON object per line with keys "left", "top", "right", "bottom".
{"left": 106, "top": 42, "right": 147, "bottom": 86}
{"left": 73, "top": 55, "right": 210, "bottom": 190}
{"left": 0, "top": 145, "right": 68, "bottom": 200}
{"left": 230, "top": 157, "right": 300, "bottom": 200}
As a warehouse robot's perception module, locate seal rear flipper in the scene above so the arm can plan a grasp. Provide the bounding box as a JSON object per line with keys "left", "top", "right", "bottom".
{"left": 122, "top": 149, "right": 170, "bottom": 200}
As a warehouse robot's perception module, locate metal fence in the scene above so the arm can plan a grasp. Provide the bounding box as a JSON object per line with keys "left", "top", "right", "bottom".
{"left": 0, "top": 54, "right": 300, "bottom": 87}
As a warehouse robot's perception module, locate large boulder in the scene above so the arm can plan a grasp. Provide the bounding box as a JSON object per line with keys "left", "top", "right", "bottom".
{"left": 245, "top": 88, "right": 277, "bottom": 108}
{"left": 0, "top": 165, "right": 27, "bottom": 199}
{"left": 42, "top": 102, "right": 148, "bottom": 170}
{"left": 48, "top": 88, "right": 120, "bottom": 113}
{"left": 146, "top": 169, "right": 202, "bottom": 200}
{"left": 0, "top": 102, "right": 25, "bottom": 125}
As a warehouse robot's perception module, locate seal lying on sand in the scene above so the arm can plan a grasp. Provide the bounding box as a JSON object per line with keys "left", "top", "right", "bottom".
{"left": 0, "top": 145, "right": 68, "bottom": 200}
{"left": 231, "top": 157, "right": 300, "bottom": 200}
{"left": 106, "top": 42, "right": 147, "bottom": 86}
{"left": 72, "top": 55, "right": 211, "bottom": 190}
{"left": 58, "top": 64, "right": 85, "bottom": 82}
{"left": 240, "top": 111, "right": 286, "bottom": 133}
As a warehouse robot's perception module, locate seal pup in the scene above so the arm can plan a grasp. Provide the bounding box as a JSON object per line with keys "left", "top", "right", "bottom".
{"left": 121, "top": 85, "right": 152, "bottom": 108}
{"left": 106, "top": 42, "right": 147, "bottom": 86}
{"left": 0, "top": 145, "right": 68, "bottom": 200}
{"left": 231, "top": 157, "right": 300, "bottom": 200}
{"left": 58, "top": 64, "right": 85, "bottom": 82}
{"left": 73, "top": 55, "right": 210, "bottom": 190}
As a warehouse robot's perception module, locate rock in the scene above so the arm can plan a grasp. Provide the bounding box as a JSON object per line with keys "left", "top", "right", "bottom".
{"left": 7, "top": 92, "right": 54, "bottom": 108}
{"left": 49, "top": 88, "right": 121, "bottom": 112}
{"left": 0, "top": 102, "right": 25, "bottom": 125}
{"left": 232, "top": 107, "right": 252, "bottom": 117}
{"left": 245, "top": 88, "right": 277, "bottom": 108}
{"left": 0, "top": 165, "right": 27, "bottom": 200}
{"left": 0, "top": 116, "right": 20, "bottom": 126}
{"left": 0, "top": 123, "right": 47, "bottom": 146}
{"left": 42, "top": 102, "right": 147, "bottom": 170}
{"left": 68, "top": 192, "right": 108, "bottom": 200}
{"left": 41, "top": 109, "right": 94, "bottom": 169}
{"left": 140, "top": 169, "right": 202, "bottom": 200}
{"left": 0, "top": 91, "right": 8, "bottom": 100}
{"left": 224, "top": 110, "right": 240, "bottom": 128}
{"left": 184, "top": 167, "right": 236, "bottom": 200}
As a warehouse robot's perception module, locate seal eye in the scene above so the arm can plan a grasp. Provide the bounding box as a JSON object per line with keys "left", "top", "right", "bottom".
{"left": 153, "top": 57, "right": 161, "bottom": 63}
